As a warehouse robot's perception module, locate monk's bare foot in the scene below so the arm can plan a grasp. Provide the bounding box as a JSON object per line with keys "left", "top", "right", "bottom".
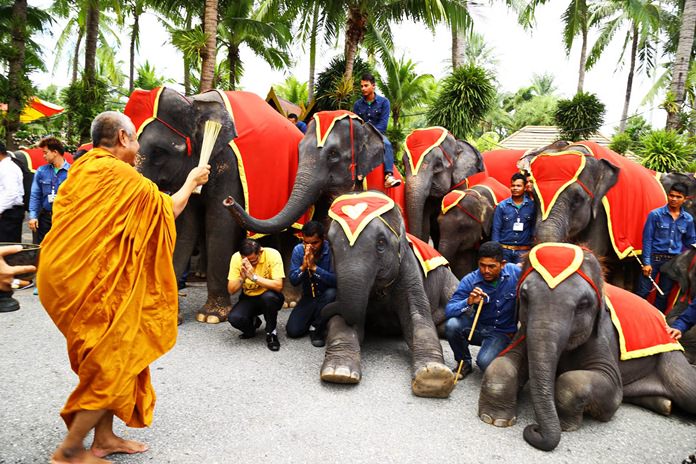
{"left": 91, "top": 435, "right": 148, "bottom": 458}
{"left": 51, "top": 447, "right": 111, "bottom": 464}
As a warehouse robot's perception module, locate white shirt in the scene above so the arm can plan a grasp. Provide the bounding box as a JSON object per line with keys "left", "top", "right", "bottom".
{"left": 0, "top": 156, "right": 24, "bottom": 214}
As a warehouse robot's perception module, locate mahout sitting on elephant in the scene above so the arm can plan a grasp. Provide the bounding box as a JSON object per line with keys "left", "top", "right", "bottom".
{"left": 402, "top": 126, "right": 484, "bottom": 244}
{"left": 478, "top": 243, "right": 696, "bottom": 451}
{"left": 124, "top": 87, "right": 304, "bottom": 323}
{"left": 320, "top": 191, "right": 459, "bottom": 398}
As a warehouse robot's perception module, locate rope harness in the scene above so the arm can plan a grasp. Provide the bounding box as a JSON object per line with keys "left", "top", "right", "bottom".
{"left": 155, "top": 117, "right": 193, "bottom": 157}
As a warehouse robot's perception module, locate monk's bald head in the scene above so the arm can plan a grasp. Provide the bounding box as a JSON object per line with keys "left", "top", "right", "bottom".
{"left": 91, "top": 111, "right": 136, "bottom": 149}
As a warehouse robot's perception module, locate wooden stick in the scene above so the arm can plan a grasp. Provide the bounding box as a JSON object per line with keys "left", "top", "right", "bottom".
{"left": 453, "top": 360, "right": 464, "bottom": 385}
{"left": 631, "top": 250, "right": 664, "bottom": 296}
{"left": 468, "top": 298, "right": 485, "bottom": 341}
{"left": 194, "top": 120, "right": 222, "bottom": 194}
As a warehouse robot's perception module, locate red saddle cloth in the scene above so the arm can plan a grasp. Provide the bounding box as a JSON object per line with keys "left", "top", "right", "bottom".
{"left": 468, "top": 175, "right": 510, "bottom": 205}
{"left": 404, "top": 127, "right": 449, "bottom": 175}
{"left": 405, "top": 233, "right": 449, "bottom": 276}
{"left": 529, "top": 152, "right": 586, "bottom": 220}
{"left": 328, "top": 191, "right": 397, "bottom": 246}
{"left": 15, "top": 148, "right": 74, "bottom": 172}
{"left": 467, "top": 149, "right": 525, "bottom": 186}
{"left": 605, "top": 284, "right": 683, "bottom": 360}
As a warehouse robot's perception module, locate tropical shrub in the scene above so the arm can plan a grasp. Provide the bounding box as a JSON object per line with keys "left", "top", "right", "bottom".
{"left": 609, "top": 132, "right": 632, "bottom": 154}
{"left": 509, "top": 95, "right": 558, "bottom": 133}
{"left": 426, "top": 64, "right": 495, "bottom": 139}
{"left": 470, "top": 131, "right": 500, "bottom": 152}
{"left": 62, "top": 75, "right": 109, "bottom": 144}
{"left": 554, "top": 92, "right": 606, "bottom": 141}
{"left": 636, "top": 129, "right": 696, "bottom": 172}
{"left": 314, "top": 56, "right": 373, "bottom": 111}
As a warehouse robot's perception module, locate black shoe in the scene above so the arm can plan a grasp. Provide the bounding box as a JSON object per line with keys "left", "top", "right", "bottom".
{"left": 309, "top": 329, "right": 325, "bottom": 347}
{"left": 266, "top": 333, "right": 280, "bottom": 351}
{"left": 239, "top": 331, "right": 256, "bottom": 339}
{"left": 452, "top": 362, "right": 472, "bottom": 380}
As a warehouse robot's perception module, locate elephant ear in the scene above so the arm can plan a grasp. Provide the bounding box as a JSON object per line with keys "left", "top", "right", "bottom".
{"left": 661, "top": 250, "right": 696, "bottom": 298}
{"left": 590, "top": 158, "right": 619, "bottom": 219}
{"left": 453, "top": 139, "right": 484, "bottom": 183}
{"left": 356, "top": 122, "right": 385, "bottom": 178}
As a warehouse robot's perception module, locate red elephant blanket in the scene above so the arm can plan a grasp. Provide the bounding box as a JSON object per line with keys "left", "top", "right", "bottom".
{"left": 528, "top": 152, "right": 587, "bottom": 220}
{"left": 15, "top": 148, "right": 74, "bottom": 172}
{"left": 328, "top": 192, "right": 397, "bottom": 246}
{"left": 468, "top": 175, "right": 510, "bottom": 205}
{"left": 403, "top": 127, "right": 449, "bottom": 176}
{"left": 406, "top": 233, "right": 449, "bottom": 276}
{"left": 467, "top": 149, "right": 525, "bottom": 186}
{"left": 125, "top": 87, "right": 310, "bottom": 236}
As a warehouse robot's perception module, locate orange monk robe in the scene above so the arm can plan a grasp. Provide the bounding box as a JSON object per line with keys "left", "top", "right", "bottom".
{"left": 37, "top": 147, "right": 178, "bottom": 428}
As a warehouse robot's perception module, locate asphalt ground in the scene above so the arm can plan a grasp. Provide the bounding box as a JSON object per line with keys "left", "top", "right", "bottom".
{"left": 1, "top": 279, "right": 696, "bottom": 464}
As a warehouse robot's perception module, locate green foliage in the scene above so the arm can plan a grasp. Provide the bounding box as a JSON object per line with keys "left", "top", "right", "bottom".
{"left": 274, "top": 76, "right": 308, "bottom": 106}
{"left": 610, "top": 115, "right": 652, "bottom": 154}
{"left": 469, "top": 131, "right": 501, "bottom": 152}
{"left": 62, "top": 75, "right": 109, "bottom": 144}
{"left": 314, "top": 56, "right": 373, "bottom": 111}
{"left": 609, "top": 132, "right": 632, "bottom": 154}
{"left": 509, "top": 95, "right": 558, "bottom": 132}
{"left": 636, "top": 130, "right": 696, "bottom": 172}
{"left": 554, "top": 92, "right": 606, "bottom": 141}
{"left": 133, "top": 61, "right": 173, "bottom": 90}
{"left": 426, "top": 64, "right": 496, "bottom": 139}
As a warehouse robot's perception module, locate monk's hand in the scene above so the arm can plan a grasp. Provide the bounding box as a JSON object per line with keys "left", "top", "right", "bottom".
{"left": 188, "top": 165, "right": 211, "bottom": 187}
{"left": 667, "top": 327, "right": 682, "bottom": 340}
{"left": 642, "top": 264, "right": 652, "bottom": 277}
{"left": 0, "top": 245, "right": 36, "bottom": 292}
{"left": 28, "top": 219, "right": 38, "bottom": 232}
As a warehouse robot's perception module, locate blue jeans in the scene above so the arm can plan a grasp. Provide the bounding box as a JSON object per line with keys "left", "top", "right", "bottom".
{"left": 382, "top": 135, "right": 394, "bottom": 174}
{"left": 636, "top": 258, "right": 675, "bottom": 312}
{"left": 445, "top": 315, "right": 512, "bottom": 372}
{"left": 286, "top": 288, "right": 336, "bottom": 337}
{"left": 502, "top": 248, "right": 525, "bottom": 265}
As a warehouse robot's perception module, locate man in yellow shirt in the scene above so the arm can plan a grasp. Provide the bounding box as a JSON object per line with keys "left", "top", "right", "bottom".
{"left": 227, "top": 238, "right": 285, "bottom": 350}
{"left": 39, "top": 111, "right": 210, "bottom": 463}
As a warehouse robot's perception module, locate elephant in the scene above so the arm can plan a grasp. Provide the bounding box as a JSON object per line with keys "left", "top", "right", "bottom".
{"left": 125, "top": 87, "right": 303, "bottom": 323}
{"left": 658, "top": 248, "right": 696, "bottom": 363}
{"left": 319, "top": 191, "right": 459, "bottom": 398}
{"left": 478, "top": 243, "right": 696, "bottom": 451}
{"left": 436, "top": 185, "right": 496, "bottom": 278}
{"left": 402, "top": 128, "right": 485, "bottom": 244}
{"left": 225, "top": 111, "right": 389, "bottom": 236}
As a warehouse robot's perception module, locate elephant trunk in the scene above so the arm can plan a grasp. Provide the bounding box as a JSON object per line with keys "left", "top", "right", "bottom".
{"left": 223, "top": 169, "right": 321, "bottom": 234}
{"left": 534, "top": 209, "right": 569, "bottom": 244}
{"left": 405, "top": 174, "right": 432, "bottom": 241}
{"left": 437, "top": 237, "right": 458, "bottom": 264}
{"left": 322, "top": 261, "right": 373, "bottom": 327}
{"left": 523, "top": 311, "right": 569, "bottom": 451}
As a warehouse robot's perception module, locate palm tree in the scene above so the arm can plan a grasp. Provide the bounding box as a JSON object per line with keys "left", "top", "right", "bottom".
{"left": 5, "top": 0, "right": 27, "bottom": 149}
{"left": 666, "top": 0, "right": 696, "bottom": 129}
{"left": 274, "top": 76, "right": 308, "bottom": 106}
{"left": 133, "top": 60, "right": 175, "bottom": 89}
{"left": 200, "top": 0, "right": 218, "bottom": 92}
{"left": 529, "top": 72, "right": 558, "bottom": 96}
{"left": 587, "top": 0, "right": 661, "bottom": 132}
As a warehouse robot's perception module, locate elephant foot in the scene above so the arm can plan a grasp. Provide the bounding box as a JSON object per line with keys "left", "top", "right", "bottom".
{"left": 320, "top": 364, "right": 361, "bottom": 384}
{"left": 196, "top": 296, "right": 232, "bottom": 324}
{"left": 320, "top": 316, "right": 361, "bottom": 384}
{"left": 624, "top": 396, "right": 672, "bottom": 416}
{"left": 412, "top": 362, "right": 455, "bottom": 398}
{"left": 479, "top": 413, "right": 517, "bottom": 428}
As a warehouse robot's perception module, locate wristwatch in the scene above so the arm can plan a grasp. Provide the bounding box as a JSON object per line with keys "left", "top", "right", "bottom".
{"left": 251, "top": 274, "right": 259, "bottom": 283}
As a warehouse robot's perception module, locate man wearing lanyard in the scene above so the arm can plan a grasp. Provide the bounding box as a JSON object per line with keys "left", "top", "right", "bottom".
{"left": 638, "top": 182, "right": 696, "bottom": 311}
{"left": 491, "top": 172, "right": 536, "bottom": 264}
{"left": 29, "top": 137, "right": 70, "bottom": 244}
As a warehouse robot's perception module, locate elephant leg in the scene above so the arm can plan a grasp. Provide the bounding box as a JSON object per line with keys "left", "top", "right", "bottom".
{"left": 555, "top": 370, "right": 622, "bottom": 431}
{"left": 479, "top": 335, "right": 527, "bottom": 427}
{"left": 320, "top": 315, "right": 362, "bottom": 384}
{"left": 172, "top": 203, "right": 202, "bottom": 324}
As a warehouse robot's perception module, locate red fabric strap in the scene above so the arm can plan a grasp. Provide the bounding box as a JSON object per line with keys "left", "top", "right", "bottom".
{"left": 577, "top": 179, "right": 594, "bottom": 199}
{"left": 156, "top": 116, "right": 192, "bottom": 157}
{"left": 455, "top": 202, "right": 483, "bottom": 225}
{"left": 497, "top": 334, "right": 526, "bottom": 358}
{"left": 349, "top": 118, "right": 356, "bottom": 182}
{"left": 517, "top": 265, "right": 602, "bottom": 308}
{"left": 450, "top": 177, "right": 469, "bottom": 191}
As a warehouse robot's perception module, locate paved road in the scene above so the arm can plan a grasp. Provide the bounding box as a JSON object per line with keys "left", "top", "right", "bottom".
{"left": 1, "top": 283, "right": 695, "bottom": 464}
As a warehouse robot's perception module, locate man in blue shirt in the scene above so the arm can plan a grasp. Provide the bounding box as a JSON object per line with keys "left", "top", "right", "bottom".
{"left": 444, "top": 241, "right": 520, "bottom": 379}
{"left": 667, "top": 298, "right": 696, "bottom": 341}
{"left": 492, "top": 172, "right": 536, "bottom": 264}
{"left": 638, "top": 182, "right": 696, "bottom": 311}
{"left": 29, "top": 136, "right": 70, "bottom": 244}
{"left": 288, "top": 113, "right": 307, "bottom": 134}
{"left": 286, "top": 221, "right": 337, "bottom": 347}
{"left": 352, "top": 73, "right": 401, "bottom": 189}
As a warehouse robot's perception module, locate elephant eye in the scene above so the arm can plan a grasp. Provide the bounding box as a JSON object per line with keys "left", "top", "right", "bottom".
{"left": 376, "top": 237, "right": 387, "bottom": 253}
{"left": 327, "top": 150, "right": 341, "bottom": 164}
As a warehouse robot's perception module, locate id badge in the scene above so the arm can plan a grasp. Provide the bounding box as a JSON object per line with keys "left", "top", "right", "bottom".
{"left": 47, "top": 194, "right": 56, "bottom": 203}
{"left": 513, "top": 220, "right": 524, "bottom": 232}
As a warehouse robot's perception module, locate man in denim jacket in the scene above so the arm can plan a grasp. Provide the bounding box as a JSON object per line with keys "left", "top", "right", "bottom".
{"left": 492, "top": 173, "right": 536, "bottom": 264}
{"left": 444, "top": 241, "right": 520, "bottom": 379}
{"left": 29, "top": 136, "right": 70, "bottom": 243}
{"left": 638, "top": 182, "right": 696, "bottom": 311}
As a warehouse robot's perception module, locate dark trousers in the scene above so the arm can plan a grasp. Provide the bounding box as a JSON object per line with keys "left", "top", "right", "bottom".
{"left": 228, "top": 290, "right": 284, "bottom": 335}
{"left": 286, "top": 288, "right": 337, "bottom": 338}
{"left": 34, "top": 210, "right": 52, "bottom": 244}
{"left": 0, "top": 206, "right": 24, "bottom": 243}
{"left": 444, "top": 315, "right": 513, "bottom": 372}
{"left": 637, "top": 257, "right": 675, "bottom": 312}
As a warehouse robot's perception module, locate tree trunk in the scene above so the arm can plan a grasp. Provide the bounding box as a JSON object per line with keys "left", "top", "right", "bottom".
{"left": 576, "top": 25, "right": 588, "bottom": 94}
{"left": 71, "top": 30, "right": 83, "bottom": 85}
{"left": 84, "top": 1, "right": 100, "bottom": 88}
{"left": 619, "top": 22, "right": 638, "bottom": 133}
{"left": 183, "top": 12, "right": 192, "bottom": 95}
{"left": 666, "top": 0, "right": 696, "bottom": 129}
{"left": 228, "top": 44, "right": 239, "bottom": 90}
{"left": 451, "top": 23, "right": 466, "bottom": 69}
{"left": 307, "top": 0, "right": 319, "bottom": 103}
{"left": 129, "top": 4, "right": 140, "bottom": 94}
{"left": 343, "top": 5, "right": 367, "bottom": 82}
{"left": 5, "top": 0, "right": 27, "bottom": 150}
{"left": 200, "top": 0, "right": 218, "bottom": 92}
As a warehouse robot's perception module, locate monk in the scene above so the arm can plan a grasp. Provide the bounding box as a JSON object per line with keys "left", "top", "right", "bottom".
{"left": 38, "top": 111, "right": 210, "bottom": 464}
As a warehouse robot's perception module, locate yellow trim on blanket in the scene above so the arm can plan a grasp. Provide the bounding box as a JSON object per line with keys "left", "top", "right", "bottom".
{"left": 601, "top": 196, "right": 635, "bottom": 259}
{"left": 530, "top": 152, "right": 587, "bottom": 220}
{"left": 411, "top": 249, "right": 449, "bottom": 276}
{"left": 529, "top": 243, "right": 584, "bottom": 289}
{"left": 314, "top": 113, "right": 362, "bottom": 148}
{"left": 441, "top": 190, "right": 466, "bottom": 214}
{"left": 605, "top": 296, "right": 683, "bottom": 361}
{"left": 405, "top": 127, "right": 449, "bottom": 176}
{"left": 215, "top": 89, "right": 236, "bottom": 124}
{"left": 15, "top": 150, "right": 35, "bottom": 173}
{"left": 475, "top": 184, "right": 500, "bottom": 206}
{"left": 328, "top": 193, "right": 395, "bottom": 246}
{"left": 136, "top": 86, "right": 165, "bottom": 137}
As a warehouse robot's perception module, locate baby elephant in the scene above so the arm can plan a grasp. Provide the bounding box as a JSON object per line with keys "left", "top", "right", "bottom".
{"left": 479, "top": 243, "right": 696, "bottom": 451}
{"left": 321, "top": 191, "right": 459, "bottom": 398}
